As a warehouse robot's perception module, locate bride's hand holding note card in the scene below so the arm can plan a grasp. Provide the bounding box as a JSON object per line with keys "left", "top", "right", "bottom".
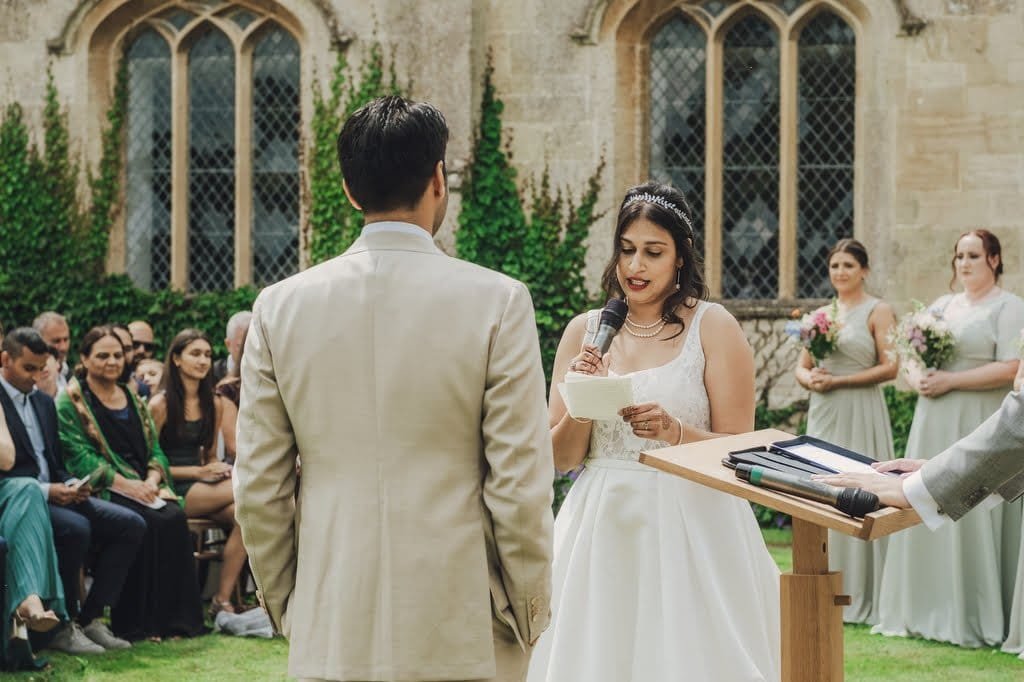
{"left": 558, "top": 372, "right": 634, "bottom": 421}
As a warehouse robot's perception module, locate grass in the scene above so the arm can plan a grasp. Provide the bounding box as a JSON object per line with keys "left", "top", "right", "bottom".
{"left": 765, "top": 527, "right": 1024, "bottom": 681}
{"left": 8, "top": 528, "right": 1023, "bottom": 680}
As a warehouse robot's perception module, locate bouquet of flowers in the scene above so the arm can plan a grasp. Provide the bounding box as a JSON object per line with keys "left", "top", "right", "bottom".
{"left": 784, "top": 299, "right": 843, "bottom": 365}
{"left": 890, "top": 302, "right": 956, "bottom": 370}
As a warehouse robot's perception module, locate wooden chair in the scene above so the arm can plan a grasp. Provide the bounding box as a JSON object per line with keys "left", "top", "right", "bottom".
{"left": 186, "top": 518, "right": 243, "bottom": 607}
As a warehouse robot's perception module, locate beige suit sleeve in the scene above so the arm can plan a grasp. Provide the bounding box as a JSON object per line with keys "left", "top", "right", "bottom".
{"left": 482, "top": 281, "right": 555, "bottom": 646}
{"left": 233, "top": 297, "right": 298, "bottom": 634}
{"left": 922, "top": 390, "right": 1024, "bottom": 521}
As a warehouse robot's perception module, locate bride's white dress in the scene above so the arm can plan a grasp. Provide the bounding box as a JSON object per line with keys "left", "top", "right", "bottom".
{"left": 527, "top": 301, "right": 781, "bottom": 682}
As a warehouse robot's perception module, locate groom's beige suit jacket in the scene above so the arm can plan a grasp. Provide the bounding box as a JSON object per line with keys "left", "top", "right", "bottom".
{"left": 234, "top": 226, "right": 554, "bottom": 681}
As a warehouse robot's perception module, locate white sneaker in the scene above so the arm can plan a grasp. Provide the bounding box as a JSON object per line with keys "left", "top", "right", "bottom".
{"left": 83, "top": 621, "right": 132, "bottom": 650}
{"left": 49, "top": 622, "right": 106, "bottom": 654}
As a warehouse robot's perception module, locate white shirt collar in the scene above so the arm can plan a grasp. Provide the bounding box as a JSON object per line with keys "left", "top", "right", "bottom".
{"left": 362, "top": 221, "right": 435, "bottom": 245}
{"left": 0, "top": 373, "right": 31, "bottom": 404}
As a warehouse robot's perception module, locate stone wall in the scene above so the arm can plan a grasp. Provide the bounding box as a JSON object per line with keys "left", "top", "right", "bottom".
{"left": 1, "top": 0, "right": 1021, "bottom": 409}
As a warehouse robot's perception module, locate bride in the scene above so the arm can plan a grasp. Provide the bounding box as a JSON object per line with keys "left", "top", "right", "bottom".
{"left": 527, "top": 182, "right": 780, "bottom": 681}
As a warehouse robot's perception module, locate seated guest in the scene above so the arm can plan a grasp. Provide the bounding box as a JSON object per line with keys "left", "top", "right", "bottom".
{"left": 110, "top": 325, "right": 148, "bottom": 399}
{"left": 34, "top": 346, "right": 62, "bottom": 399}
{"left": 212, "top": 311, "right": 251, "bottom": 384}
{"left": 56, "top": 326, "right": 204, "bottom": 641}
{"left": 149, "top": 329, "right": 247, "bottom": 615}
{"left": 0, "top": 407, "right": 65, "bottom": 662}
{"left": 32, "top": 312, "right": 71, "bottom": 394}
{"left": 0, "top": 328, "right": 146, "bottom": 654}
{"left": 214, "top": 323, "right": 246, "bottom": 462}
{"left": 133, "top": 359, "right": 163, "bottom": 400}
{"left": 127, "top": 321, "right": 156, "bottom": 362}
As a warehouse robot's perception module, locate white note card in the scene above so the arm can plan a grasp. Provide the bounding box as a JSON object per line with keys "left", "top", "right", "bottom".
{"left": 558, "top": 373, "right": 634, "bottom": 421}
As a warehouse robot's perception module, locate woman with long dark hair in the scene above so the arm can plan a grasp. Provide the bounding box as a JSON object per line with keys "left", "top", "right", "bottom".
{"left": 527, "top": 182, "right": 779, "bottom": 682}
{"left": 56, "top": 326, "right": 203, "bottom": 641}
{"left": 148, "top": 329, "right": 246, "bottom": 615}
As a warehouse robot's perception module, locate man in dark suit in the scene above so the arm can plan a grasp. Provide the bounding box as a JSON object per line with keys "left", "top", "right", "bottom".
{"left": 0, "top": 328, "right": 146, "bottom": 654}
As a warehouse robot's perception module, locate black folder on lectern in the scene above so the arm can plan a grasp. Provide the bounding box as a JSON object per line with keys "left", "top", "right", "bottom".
{"left": 722, "top": 435, "right": 879, "bottom": 479}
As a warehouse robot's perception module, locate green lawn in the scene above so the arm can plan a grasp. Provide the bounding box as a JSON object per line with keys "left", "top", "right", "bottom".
{"left": 9, "top": 529, "right": 1024, "bottom": 680}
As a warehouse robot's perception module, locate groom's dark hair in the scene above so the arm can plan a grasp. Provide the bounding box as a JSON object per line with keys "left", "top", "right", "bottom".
{"left": 337, "top": 95, "right": 449, "bottom": 213}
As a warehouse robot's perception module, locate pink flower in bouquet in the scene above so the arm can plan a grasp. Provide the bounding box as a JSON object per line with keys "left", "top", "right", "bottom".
{"left": 784, "top": 299, "right": 843, "bottom": 364}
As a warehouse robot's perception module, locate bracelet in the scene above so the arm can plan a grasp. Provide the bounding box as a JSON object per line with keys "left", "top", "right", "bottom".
{"left": 569, "top": 414, "right": 592, "bottom": 425}
{"left": 673, "top": 417, "right": 685, "bottom": 446}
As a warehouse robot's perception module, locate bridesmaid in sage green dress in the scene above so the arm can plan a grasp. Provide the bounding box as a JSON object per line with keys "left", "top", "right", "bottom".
{"left": 875, "top": 229, "right": 1024, "bottom": 647}
{"left": 1003, "top": 359, "right": 1024, "bottom": 659}
{"left": 795, "top": 238, "right": 898, "bottom": 625}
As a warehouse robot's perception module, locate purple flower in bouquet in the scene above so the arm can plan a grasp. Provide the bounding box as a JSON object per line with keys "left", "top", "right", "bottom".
{"left": 890, "top": 302, "right": 956, "bottom": 370}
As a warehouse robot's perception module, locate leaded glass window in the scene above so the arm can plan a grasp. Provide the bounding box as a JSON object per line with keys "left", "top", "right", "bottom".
{"left": 797, "top": 12, "right": 856, "bottom": 298}
{"left": 721, "top": 15, "right": 780, "bottom": 299}
{"left": 188, "top": 29, "right": 236, "bottom": 292}
{"left": 645, "top": 2, "right": 858, "bottom": 301}
{"left": 120, "top": 3, "right": 301, "bottom": 292}
{"left": 252, "top": 27, "right": 301, "bottom": 288}
{"left": 125, "top": 30, "right": 172, "bottom": 291}
{"left": 650, "top": 16, "right": 706, "bottom": 258}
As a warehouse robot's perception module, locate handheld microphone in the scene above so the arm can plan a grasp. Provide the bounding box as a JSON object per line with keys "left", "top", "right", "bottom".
{"left": 734, "top": 463, "right": 880, "bottom": 518}
{"left": 592, "top": 298, "right": 628, "bottom": 356}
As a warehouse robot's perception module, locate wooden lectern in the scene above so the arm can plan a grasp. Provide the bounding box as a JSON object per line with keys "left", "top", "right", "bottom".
{"left": 640, "top": 429, "right": 921, "bottom": 682}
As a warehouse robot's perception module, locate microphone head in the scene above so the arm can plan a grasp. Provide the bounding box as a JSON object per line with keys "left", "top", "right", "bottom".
{"left": 835, "top": 487, "right": 880, "bottom": 518}
{"left": 600, "top": 298, "right": 628, "bottom": 329}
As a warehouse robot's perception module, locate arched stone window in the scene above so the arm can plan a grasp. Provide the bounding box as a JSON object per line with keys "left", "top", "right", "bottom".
{"left": 640, "top": 1, "right": 861, "bottom": 301}
{"left": 112, "top": 2, "right": 302, "bottom": 291}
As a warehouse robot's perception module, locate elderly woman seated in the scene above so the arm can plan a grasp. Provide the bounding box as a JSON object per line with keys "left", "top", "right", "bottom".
{"left": 56, "top": 326, "right": 204, "bottom": 642}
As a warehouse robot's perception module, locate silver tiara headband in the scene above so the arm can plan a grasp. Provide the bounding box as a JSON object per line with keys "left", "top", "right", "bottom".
{"left": 625, "top": 193, "right": 693, "bottom": 233}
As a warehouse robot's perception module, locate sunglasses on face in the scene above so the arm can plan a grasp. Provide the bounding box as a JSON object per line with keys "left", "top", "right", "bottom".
{"left": 133, "top": 341, "right": 156, "bottom": 352}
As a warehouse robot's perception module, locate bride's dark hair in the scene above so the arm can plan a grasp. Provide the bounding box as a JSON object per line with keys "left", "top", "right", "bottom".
{"left": 600, "top": 181, "right": 708, "bottom": 338}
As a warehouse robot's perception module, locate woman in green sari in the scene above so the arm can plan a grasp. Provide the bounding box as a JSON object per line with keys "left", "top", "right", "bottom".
{"left": 56, "top": 326, "right": 203, "bottom": 641}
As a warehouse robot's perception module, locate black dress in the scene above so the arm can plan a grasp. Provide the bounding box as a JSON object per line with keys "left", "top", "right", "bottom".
{"left": 160, "top": 420, "right": 204, "bottom": 497}
{"left": 86, "top": 387, "right": 205, "bottom": 640}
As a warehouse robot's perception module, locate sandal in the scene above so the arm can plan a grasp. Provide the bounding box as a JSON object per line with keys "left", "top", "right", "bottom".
{"left": 14, "top": 606, "right": 61, "bottom": 634}
{"left": 209, "top": 599, "right": 236, "bottom": 618}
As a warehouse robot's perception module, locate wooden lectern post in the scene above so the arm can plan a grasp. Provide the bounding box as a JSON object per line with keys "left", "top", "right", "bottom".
{"left": 640, "top": 429, "right": 920, "bottom": 682}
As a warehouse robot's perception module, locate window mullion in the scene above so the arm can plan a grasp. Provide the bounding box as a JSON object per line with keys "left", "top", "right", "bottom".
{"left": 171, "top": 41, "right": 190, "bottom": 291}
{"left": 236, "top": 42, "right": 254, "bottom": 288}
{"left": 778, "top": 31, "right": 799, "bottom": 299}
{"left": 705, "top": 30, "right": 724, "bottom": 299}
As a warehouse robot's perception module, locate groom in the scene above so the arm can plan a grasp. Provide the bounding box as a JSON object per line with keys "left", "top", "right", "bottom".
{"left": 234, "top": 95, "right": 554, "bottom": 682}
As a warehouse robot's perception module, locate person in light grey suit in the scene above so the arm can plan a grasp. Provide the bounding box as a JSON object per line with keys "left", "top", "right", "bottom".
{"left": 233, "top": 96, "right": 554, "bottom": 682}
{"left": 819, "top": 374, "right": 1024, "bottom": 529}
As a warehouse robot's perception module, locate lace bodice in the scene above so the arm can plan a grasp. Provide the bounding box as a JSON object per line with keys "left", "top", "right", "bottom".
{"left": 588, "top": 301, "right": 714, "bottom": 462}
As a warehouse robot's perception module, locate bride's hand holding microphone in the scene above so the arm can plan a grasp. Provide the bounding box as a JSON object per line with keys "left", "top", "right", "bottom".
{"left": 568, "top": 344, "right": 610, "bottom": 377}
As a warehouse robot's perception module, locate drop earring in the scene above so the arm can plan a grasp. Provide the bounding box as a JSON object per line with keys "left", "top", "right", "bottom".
{"left": 675, "top": 268, "right": 681, "bottom": 290}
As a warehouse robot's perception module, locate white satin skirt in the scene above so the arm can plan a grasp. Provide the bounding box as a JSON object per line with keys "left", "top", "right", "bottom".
{"left": 527, "top": 457, "right": 781, "bottom": 682}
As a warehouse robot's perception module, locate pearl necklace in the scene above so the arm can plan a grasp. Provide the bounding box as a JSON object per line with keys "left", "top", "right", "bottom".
{"left": 626, "top": 315, "right": 663, "bottom": 329}
{"left": 624, "top": 318, "right": 666, "bottom": 338}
